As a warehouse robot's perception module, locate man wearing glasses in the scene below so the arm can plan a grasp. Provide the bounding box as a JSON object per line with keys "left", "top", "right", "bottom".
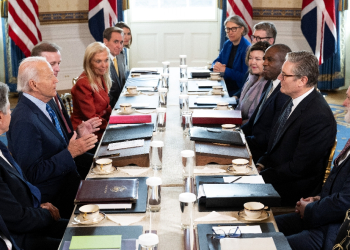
{"left": 251, "top": 22, "right": 277, "bottom": 45}
{"left": 257, "top": 51, "right": 336, "bottom": 207}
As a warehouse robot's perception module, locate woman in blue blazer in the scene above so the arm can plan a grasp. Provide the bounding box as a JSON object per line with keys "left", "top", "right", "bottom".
{"left": 212, "top": 15, "right": 251, "bottom": 97}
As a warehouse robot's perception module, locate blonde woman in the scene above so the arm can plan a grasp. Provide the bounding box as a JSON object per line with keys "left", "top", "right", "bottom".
{"left": 71, "top": 42, "right": 112, "bottom": 140}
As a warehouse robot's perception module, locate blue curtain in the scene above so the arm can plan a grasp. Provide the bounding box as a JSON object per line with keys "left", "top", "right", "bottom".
{"left": 117, "top": 0, "right": 124, "bottom": 22}
{"left": 317, "top": 0, "right": 345, "bottom": 90}
{"left": 219, "top": 0, "right": 227, "bottom": 51}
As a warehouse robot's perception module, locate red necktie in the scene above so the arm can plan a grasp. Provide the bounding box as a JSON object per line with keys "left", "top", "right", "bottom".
{"left": 54, "top": 95, "right": 72, "bottom": 134}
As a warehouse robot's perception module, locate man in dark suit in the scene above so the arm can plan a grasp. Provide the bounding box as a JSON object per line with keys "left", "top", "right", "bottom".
{"left": 241, "top": 44, "right": 291, "bottom": 163}
{"left": 31, "top": 41, "right": 102, "bottom": 179}
{"left": 257, "top": 51, "right": 337, "bottom": 206}
{"left": 0, "top": 82, "right": 67, "bottom": 250}
{"left": 276, "top": 86, "right": 350, "bottom": 250}
{"left": 7, "top": 57, "right": 98, "bottom": 219}
{"left": 103, "top": 27, "right": 125, "bottom": 108}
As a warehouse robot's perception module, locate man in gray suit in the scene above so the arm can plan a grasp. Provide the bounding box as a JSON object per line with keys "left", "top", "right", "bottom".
{"left": 103, "top": 27, "right": 125, "bottom": 108}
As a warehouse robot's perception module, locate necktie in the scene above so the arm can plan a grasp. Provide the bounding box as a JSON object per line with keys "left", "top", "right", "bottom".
{"left": 0, "top": 142, "right": 41, "bottom": 208}
{"left": 334, "top": 138, "right": 350, "bottom": 167}
{"left": 272, "top": 99, "right": 293, "bottom": 147}
{"left": 113, "top": 57, "right": 119, "bottom": 76}
{"left": 254, "top": 82, "right": 273, "bottom": 124}
{"left": 53, "top": 95, "right": 72, "bottom": 134}
{"left": 46, "top": 104, "right": 66, "bottom": 143}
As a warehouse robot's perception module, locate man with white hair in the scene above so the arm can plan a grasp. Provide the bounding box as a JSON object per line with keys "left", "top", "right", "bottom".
{"left": 7, "top": 57, "right": 98, "bottom": 219}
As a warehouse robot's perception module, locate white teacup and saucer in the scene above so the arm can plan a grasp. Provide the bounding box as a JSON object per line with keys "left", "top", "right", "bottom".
{"left": 74, "top": 204, "right": 106, "bottom": 225}
{"left": 238, "top": 202, "right": 270, "bottom": 221}
{"left": 92, "top": 158, "right": 116, "bottom": 175}
{"left": 227, "top": 158, "right": 252, "bottom": 174}
{"left": 209, "top": 72, "right": 221, "bottom": 81}
{"left": 125, "top": 86, "right": 141, "bottom": 96}
{"left": 117, "top": 103, "right": 135, "bottom": 115}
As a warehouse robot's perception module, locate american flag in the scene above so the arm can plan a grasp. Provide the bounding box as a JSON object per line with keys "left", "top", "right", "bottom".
{"left": 227, "top": 0, "right": 253, "bottom": 41}
{"left": 301, "top": 0, "right": 337, "bottom": 65}
{"left": 89, "top": 0, "right": 118, "bottom": 42}
{"left": 8, "top": 0, "right": 42, "bottom": 57}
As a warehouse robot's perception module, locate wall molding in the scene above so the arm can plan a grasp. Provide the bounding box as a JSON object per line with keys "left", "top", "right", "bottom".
{"left": 253, "top": 8, "right": 301, "bottom": 20}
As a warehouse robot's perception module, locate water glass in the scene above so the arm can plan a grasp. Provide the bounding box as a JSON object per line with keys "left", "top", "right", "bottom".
{"left": 179, "top": 94, "right": 189, "bottom": 113}
{"left": 179, "top": 78, "right": 188, "bottom": 93}
{"left": 180, "top": 55, "right": 187, "bottom": 66}
{"left": 162, "top": 61, "right": 170, "bottom": 74}
{"left": 146, "top": 177, "right": 162, "bottom": 212}
{"left": 149, "top": 141, "right": 164, "bottom": 170}
{"left": 161, "top": 73, "right": 169, "bottom": 89}
{"left": 180, "top": 65, "right": 188, "bottom": 79}
{"left": 179, "top": 192, "right": 196, "bottom": 229}
{"left": 139, "top": 233, "right": 159, "bottom": 250}
{"left": 158, "top": 88, "right": 167, "bottom": 107}
{"left": 181, "top": 150, "right": 195, "bottom": 179}
{"left": 156, "top": 108, "right": 166, "bottom": 132}
{"left": 182, "top": 111, "right": 192, "bottom": 136}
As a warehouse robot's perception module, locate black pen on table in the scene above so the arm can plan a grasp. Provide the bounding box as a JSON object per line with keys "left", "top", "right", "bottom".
{"left": 230, "top": 176, "right": 242, "bottom": 183}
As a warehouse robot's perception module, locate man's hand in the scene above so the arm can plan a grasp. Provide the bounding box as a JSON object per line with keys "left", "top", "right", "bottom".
{"left": 213, "top": 62, "right": 226, "bottom": 73}
{"left": 76, "top": 117, "right": 102, "bottom": 138}
{"left": 41, "top": 202, "right": 60, "bottom": 221}
{"left": 67, "top": 132, "right": 98, "bottom": 158}
{"left": 295, "top": 196, "right": 319, "bottom": 218}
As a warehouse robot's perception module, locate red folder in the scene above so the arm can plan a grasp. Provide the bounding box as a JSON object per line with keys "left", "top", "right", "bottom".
{"left": 109, "top": 114, "right": 152, "bottom": 124}
{"left": 191, "top": 110, "right": 242, "bottom": 125}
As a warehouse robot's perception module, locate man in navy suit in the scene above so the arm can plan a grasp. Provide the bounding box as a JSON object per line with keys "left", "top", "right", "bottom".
{"left": 7, "top": 57, "right": 98, "bottom": 218}
{"left": 103, "top": 27, "right": 125, "bottom": 108}
{"left": 0, "top": 82, "right": 67, "bottom": 250}
{"left": 257, "top": 51, "right": 337, "bottom": 206}
{"left": 241, "top": 44, "right": 291, "bottom": 163}
{"left": 276, "top": 86, "right": 350, "bottom": 250}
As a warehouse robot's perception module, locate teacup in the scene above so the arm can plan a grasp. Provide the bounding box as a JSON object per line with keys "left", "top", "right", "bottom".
{"left": 212, "top": 86, "right": 223, "bottom": 94}
{"left": 127, "top": 86, "right": 138, "bottom": 95}
{"left": 231, "top": 158, "right": 249, "bottom": 172}
{"left": 95, "top": 158, "right": 113, "bottom": 172}
{"left": 210, "top": 72, "right": 221, "bottom": 80}
{"left": 222, "top": 124, "right": 236, "bottom": 131}
{"left": 120, "top": 103, "right": 133, "bottom": 113}
{"left": 79, "top": 204, "right": 100, "bottom": 221}
{"left": 244, "top": 202, "right": 265, "bottom": 219}
{"left": 216, "top": 102, "right": 229, "bottom": 110}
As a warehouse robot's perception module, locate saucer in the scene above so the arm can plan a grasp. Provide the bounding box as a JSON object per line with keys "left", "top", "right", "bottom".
{"left": 92, "top": 167, "right": 117, "bottom": 175}
{"left": 210, "top": 90, "right": 225, "bottom": 96}
{"left": 227, "top": 165, "right": 253, "bottom": 175}
{"left": 124, "top": 91, "right": 141, "bottom": 97}
{"left": 213, "top": 107, "right": 233, "bottom": 111}
{"left": 207, "top": 77, "right": 223, "bottom": 81}
{"left": 116, "top": 108, "right": 136, "bottom": 115}
{"left": 238, "top": 210, "right": 270, "bottom": 221}
{"left": 74, "top": 212, "right": 106, "bottom": 225}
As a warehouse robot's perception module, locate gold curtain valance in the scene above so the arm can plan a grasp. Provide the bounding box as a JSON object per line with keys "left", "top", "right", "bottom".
{"left": 123, "top": 0, "right": 129, "bottom": 11}
{"left": 1, "top": 0, "right": 8, "bottom": 17}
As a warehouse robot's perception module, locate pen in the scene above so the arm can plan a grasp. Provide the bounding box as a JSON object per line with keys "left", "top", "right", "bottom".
{"left": 230, "top": 176, "right": 242, "bottom": 183}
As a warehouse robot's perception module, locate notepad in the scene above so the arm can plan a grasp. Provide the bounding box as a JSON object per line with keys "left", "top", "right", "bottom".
{"left": 69, "top": 235, "right": 121, "bottom": 249}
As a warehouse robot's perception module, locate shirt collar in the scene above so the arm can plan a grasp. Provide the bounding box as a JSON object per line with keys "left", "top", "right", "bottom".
{"left": 292, "top": 87, "right": 314, "bottom": 108}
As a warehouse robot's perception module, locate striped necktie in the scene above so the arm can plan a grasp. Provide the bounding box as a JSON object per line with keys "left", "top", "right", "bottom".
{"left": 272, "top": 100, "right": 293, "bottom": 147}
{"left": 113, "top": 57, "right": 119, "bottom": 76}
{"left": 46, "top": 104, "right": 66, "bottom": 143}
{"left": 334, "top": 138, "right": 350, "bottom": 167}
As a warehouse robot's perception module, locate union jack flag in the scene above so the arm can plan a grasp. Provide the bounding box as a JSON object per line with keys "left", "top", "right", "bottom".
{"left": 301, "top": 0, "right": 337, "bottom": 65}
{"left": 89, "top": 0, "right": 118, "bottom": 42}
{"left": 227, "top": 0, "right": 253, "bottom": 41}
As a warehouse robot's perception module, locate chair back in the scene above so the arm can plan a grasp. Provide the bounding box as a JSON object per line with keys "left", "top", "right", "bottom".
{"left": 72, "top": 77, "right": 78, "bottom": 86}
{"left": 60, "top": 93, "right": 73, "bottom": 117}
{"left": 324, "top": 139, "right": 337, "bottom": 184}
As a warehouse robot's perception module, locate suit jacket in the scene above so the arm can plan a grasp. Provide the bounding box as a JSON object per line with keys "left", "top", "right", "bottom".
{"left": 212, "top": 37, "right": 250, "bottom": 96}
{"left": 0, "top": 155, "right": 53, "bottom": 248}
{"left": 258, "top": 89, "right": 337, "bottom": 206}
{"left": 70, "top": 72, "right": 112, "bottom": 140}
{"left": 109, "top": 57, "right": 124, "bottom": 108}
{"left": 241, "top": 81, "right": 289, "bottom": 162}
{"left": 0, "top": 215, "right": 21, "bottom": 250}
{"left": 117, "top": 51, "right": 127, "bottom": 86}
{"left": 7, "top": 95, "right": 78, "bottom": 203}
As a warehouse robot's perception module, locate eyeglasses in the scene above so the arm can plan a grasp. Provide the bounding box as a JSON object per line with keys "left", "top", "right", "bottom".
{"left": 211, "top": 227, "right": 242, "bottom": 239}
{"left": 280, "top": 73, "right": 301, "bottom": 80}
{"left": 250, "top": 35, "right": 272, "bottom": 42}
{"left": 225, "top": 26, "right": 242, "bottom": 33}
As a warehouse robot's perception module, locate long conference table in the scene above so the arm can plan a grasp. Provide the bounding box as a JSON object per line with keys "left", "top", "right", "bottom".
{"left": 59, "top": 67, "right": 280, "bottom": 250}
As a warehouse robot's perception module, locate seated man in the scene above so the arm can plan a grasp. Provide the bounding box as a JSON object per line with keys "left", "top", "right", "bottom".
{"left": 7, "top": 57, "right": 98, "bottom": 218}
{"left": 257, "top": 51, "right": 337, "bottom": 206}
{"left": 0, "top": 82, "right": 67, "bottom": 250}
{"left": 276, "top": 86, "right": 350, "bottom": 250}
{"left": 251, "top": 21, "right": 277, "bottom": 45}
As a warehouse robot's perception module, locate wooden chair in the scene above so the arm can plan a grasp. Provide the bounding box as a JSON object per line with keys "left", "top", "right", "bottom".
{"left": 72, "top": 76, "right": 78, "bottom": 86}
{"left": 60, "top": 93, "right": 73, "bottom": 117}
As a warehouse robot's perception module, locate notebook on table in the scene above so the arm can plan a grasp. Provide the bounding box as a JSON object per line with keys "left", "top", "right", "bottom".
{"left": 190, "top": 126, "right": 245, "bottom": 146}
{"left": 115, "top": 94, "right": 159, "bottom": 109}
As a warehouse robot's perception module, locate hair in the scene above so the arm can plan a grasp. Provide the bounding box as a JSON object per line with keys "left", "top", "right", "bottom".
{"left": 103, "top": 27, "right": 124, "bottom": 41}
{"left": 253, "top": 22, "right": 277, "bottom": 43}
{"left": 285, "top": 51, "right": 319, "bottom": 87}
{"left": 31, "top": 41, "right": 61, "bottom": 56}
{"left": 17, "top": 57, "right": 51, "bottom": 93}
{"left": 82, "top": 42, "right": 112, "bottom": 92}
{"left": 224, "top": 15, "right": 248, "bottom": 36}
{"left": 245, "top": 41, "right": 270, "bottom": 66}
{"left": 0, "top": 82, "right": 9, "bottom": 114}
{"left": 115, "top": 21, "right": 132, "bottom": 48}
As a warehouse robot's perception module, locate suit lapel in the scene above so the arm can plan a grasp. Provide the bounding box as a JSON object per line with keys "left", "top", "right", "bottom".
{"left": 0, "top": 157, "right": 27, "bottom": 185}
{"left": 110, "top": 59, "right": 122, "bottom": 88}
{"left": 48, "top": 98, "right": 69, "bottom": 141}
{"left": 254, "top": 82, "right": 279, "bottom": 125}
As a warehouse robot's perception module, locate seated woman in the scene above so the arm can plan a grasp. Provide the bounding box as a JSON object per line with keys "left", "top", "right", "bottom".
{"left": 115, "top": 21, "right": 132, "bottom": 80}
{"left": 71, "top": 42, "right": 112, "bottom": 140}
{"left": 212, "top": 15, "right": 251, "bottom": 98}
{"left": 236, "top": 41, "right": 270, "bottom": 124}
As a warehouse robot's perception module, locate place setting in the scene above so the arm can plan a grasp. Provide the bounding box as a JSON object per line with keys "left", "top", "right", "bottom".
{"left": 90, "top": 158, "right": 117, "bottom": 175}
{"left": 124, "top": 86, "right": 141, "bottom": 96}
{"left": 227, "top": 159, "right": 254, "bottom": 175}
{"left": 237, "top": 202, "right": 270, "bottom": 222}
{"left": 213, "top": 102, "right": 233, "bottom": 110}
{"left": 207, "top": 72, "right": 223, "bottom": 81}
{"left": 73, "top": 205, "right": 106, "bottom": 225}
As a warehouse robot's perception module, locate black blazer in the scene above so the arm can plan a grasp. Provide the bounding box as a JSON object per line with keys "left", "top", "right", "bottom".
{"left": 0, "top": 215, "right": 21, "bottom": 250}
{"left": 241, "top": 81, "right": 290, "bottom": 161}
{"left": 258, "top": 89, "right": 337, "bottom": 206}
{"left": 0, "top": 155, "right": 53, "bottom": 248}
{"left": 109, "top": 58, "right": 123, "bottom": 108}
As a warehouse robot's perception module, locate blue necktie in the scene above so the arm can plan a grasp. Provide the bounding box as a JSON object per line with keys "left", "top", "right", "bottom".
{"left": 0, "top": 142, "right": 41, "bottom": 208}
{"left": 254, "top": 82, "right": 273, "bottom": 124}
{"left": 46, "top": 104, "right": 66, "bottom": 143}
{"left": 273, "top": 99, "right": 293, "bottom": 147}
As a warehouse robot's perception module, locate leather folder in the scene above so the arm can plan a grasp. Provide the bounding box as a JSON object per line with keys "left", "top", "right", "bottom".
{"left": 74, "top": 178, "right": 139, "bottom": 204}
{"left": 115, "top": 94, "right": 160, "bottom": 109}
{"left": 201, "top": 183, "right": 281, "bottom": 209}
{"left": 192, "top": 110, "right": 242, "bottom": 125}
{"left": 109, "top": 113, "right": 152, "bottom": 124}
{"left": 190, "top": 127, "right": 245, "bottom": 146}
{"left": 101, "top": 123, "right": 154, "bottom": 145}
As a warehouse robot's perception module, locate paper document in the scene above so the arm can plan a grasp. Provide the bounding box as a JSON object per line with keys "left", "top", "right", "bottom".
{"left": 108, "top": 139, "right": 144, "bottom": 151}
{"left": 97, "top": 203, "right": 132, "bottom": 209}
{"left": 223, "top": 176, "right": 265, "bottom": 184}
{"left": 220, "top": 237, "right": 277, "bottom": 250}
{"left": 213, "top": 225, "right": 262, "bottom": 234}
